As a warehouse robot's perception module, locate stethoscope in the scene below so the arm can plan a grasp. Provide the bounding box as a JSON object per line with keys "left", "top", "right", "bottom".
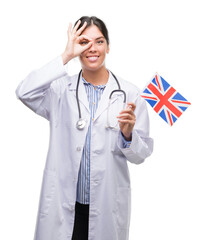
{"left": 76, "top": 70, "right": 126, "bottom": 130}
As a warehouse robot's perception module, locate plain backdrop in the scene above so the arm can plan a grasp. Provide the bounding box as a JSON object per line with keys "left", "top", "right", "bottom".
{"left": 1, "top": 0, "right": 206, "bottom": 239}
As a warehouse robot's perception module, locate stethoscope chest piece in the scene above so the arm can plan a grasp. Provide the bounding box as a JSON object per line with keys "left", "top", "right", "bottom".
{"left": 76, "top": 118, "right": 87, "bottom": 130}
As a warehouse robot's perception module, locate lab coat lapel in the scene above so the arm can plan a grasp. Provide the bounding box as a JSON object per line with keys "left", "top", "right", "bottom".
{"left": 68, "top": 73, "right": 90, "bottom": 114}
{"left": 68, "top": 72, "right": 122, "bottom": 121}
{"left": 94, "top": 72, "right": 121, "bottom": 122}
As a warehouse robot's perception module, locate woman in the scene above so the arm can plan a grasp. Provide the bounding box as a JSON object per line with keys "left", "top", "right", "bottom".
{"left": 16, "top": 16, "right": 153, "bottom": 240}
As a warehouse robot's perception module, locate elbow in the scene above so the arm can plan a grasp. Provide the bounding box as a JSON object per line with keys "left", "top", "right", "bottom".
{"left": 127, "top": 141, "right": 154, "bottom": 165}
{"left": 130, "top": 157, "right": 145, "bottom": 165}
{"left": 140, "top": 137, "right": 154, "bottom": 159}
{"left": 15, "top": 88, "right": 21, "bottom": 100}
{"left": 15, "top": 82, "right": 31, "bottom": 102}
{"left": 127, "top": 152, "right": 152, "bottom": 165}
{"left": 15, "top": 81, "right": 24, "bottom": 100}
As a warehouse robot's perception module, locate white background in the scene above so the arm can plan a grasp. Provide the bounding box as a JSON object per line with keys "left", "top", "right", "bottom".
{"left": 1, "top": 0, "right": 206, "bottom": 239}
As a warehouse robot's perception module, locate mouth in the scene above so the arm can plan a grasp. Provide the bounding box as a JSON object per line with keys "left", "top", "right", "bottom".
{"left": 86, "top": 55, "right": 99, "bottom": 62}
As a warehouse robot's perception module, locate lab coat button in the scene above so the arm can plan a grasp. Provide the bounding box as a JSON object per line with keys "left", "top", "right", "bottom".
{"left": 94, "top": 180, "right": 99, "bottom": 184}
{"left": 69, "top": 205, "right": 75, "bottom": 211}
{"left": 62, "top": 203, "right": 75, "bottom": 211}
{"left": 76, "top": 147, "right": 81, "bottom": 151}
{"left": 94, "top": 150, "right": 101, "bottom": 154}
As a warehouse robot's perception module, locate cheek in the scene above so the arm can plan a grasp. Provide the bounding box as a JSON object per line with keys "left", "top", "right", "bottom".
{"left": 79, "top": 51, "right": 85, "bottom": 58}
{"left": 99, "top": 48, "right": 108, "bottom": 57}
{"left": 79, "top": 55, "right": 86, "bottom": 64}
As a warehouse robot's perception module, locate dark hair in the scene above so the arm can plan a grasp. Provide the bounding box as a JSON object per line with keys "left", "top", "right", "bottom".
{"left": 74, "top": 16, "right": 109, "bottom": 44}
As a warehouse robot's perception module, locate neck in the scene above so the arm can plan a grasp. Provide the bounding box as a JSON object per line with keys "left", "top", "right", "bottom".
{"left": 82, "top": 66, "right": 109, "bottom": 86}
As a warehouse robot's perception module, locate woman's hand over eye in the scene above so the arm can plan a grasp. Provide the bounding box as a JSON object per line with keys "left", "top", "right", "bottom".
{"left": 62, "top": 20, "right": 92, "bottom": 64}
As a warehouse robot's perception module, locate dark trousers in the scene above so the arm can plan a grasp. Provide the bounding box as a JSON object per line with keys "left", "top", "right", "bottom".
{"left": 72, "top": 201, "right": 89, "bottom": 240}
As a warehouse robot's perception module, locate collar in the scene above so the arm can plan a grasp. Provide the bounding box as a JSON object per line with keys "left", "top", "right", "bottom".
{"left": 82, "top": 77, "right": 106, "bottom": 90}
{"left": 67, "top": 70, "right": 116, "bottom": 91}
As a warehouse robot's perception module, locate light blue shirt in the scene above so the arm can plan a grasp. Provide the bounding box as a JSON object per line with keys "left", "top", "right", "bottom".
{"left": 76, "top": 77, "right": 131, "bottom": 204}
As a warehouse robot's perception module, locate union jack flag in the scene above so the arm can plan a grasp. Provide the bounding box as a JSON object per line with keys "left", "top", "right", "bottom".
{"left": 141, "top": 73, "right": 191, "bottom": 126}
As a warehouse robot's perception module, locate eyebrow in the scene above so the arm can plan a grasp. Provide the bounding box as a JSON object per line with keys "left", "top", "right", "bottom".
{"left": 82, "top": 36, "right": 105, "bottom": 42}
{"left": 95, "top": 36, "right": 105, "bottom": 40}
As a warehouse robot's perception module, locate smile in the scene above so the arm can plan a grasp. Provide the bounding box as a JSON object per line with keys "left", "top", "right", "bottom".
{"left": 86, "top": 56, "right": 99, "bottom": 62}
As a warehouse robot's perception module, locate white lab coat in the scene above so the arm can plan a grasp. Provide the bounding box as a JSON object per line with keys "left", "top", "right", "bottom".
{"left": 15, "top": 55, "right": 153, "bottom": 240}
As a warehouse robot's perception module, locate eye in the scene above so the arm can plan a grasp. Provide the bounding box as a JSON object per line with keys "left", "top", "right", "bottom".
{"left": 97, "top": 40, "right": 104, "bottom": 45}
{"left": 80, "top": 41, "right": 89, "bottom": 45}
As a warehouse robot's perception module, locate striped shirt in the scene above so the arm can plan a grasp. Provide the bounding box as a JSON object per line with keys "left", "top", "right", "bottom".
{"left": 76, "top": 77, "right": 131, "bottom": 204}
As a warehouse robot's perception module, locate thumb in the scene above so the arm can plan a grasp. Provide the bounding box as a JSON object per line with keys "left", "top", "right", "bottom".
{"left": 127, "top": 102, "right": 136, "bottom": 111}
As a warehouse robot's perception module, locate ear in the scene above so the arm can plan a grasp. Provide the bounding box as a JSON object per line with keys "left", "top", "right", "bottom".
{"left": 106, "top": 44, "right": 110, "bottom": 54}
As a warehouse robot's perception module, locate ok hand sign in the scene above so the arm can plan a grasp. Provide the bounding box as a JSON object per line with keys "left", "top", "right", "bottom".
{"left": 62, "top": 20, "right": 93, "bottom": 64}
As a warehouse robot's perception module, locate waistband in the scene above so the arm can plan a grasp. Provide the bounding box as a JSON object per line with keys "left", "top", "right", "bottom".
{"left": 75, "top": 201, "right": 89, "bottom": 215}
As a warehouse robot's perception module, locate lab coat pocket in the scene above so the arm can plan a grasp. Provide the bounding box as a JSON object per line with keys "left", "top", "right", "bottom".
{"left": 115, "top": 187, "right": 131, "bottom": 229}
{"left": 39, "top": 169, "right": 56, "bottom": 216}
{"left": 110, "top": 129, "right": 119, "bottom": 151}
{"left": 111, "top": 130, "right": 123, "bottom": 156}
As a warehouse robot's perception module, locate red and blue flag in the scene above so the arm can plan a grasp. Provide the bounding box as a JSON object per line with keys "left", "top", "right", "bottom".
{"left": 141, "top": 73, "right": 191, "bottom": 126}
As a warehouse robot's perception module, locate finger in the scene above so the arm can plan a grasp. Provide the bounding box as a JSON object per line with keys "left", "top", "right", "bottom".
{"left": 127, "top": 102, "right": 136, "bottom": 111}
{"left": 119, "top": 109, "right": 135, "bottom": 115}
{"left": 117, "top": 116, "right": 135, "bottom": 122}
{"left": 118, "top": 112, "right": 136, "bottom": 123}
{"left": 76, "top": 21, "right": 87, "bottom": 36}
{"left": 80, "top": 41, "right": 93, "bottom": 52}
{"left": 117, "top": 113, "right": 134, "bottom": 120}
{"left": 72, "top": 20, "right": 81, "bottom": 33}
{"left": 119, "top": 102, "right": 136, "bottom": 115}
{"left": 67, "top": 22, "right": 72, "bottom": 39}
{"left": 78, "top": 35, "right": 93, "bottom": 42}
{"left": 120, "top": 109, "right": 133, "bottom": 113}
{"left": 118, "top": 119, "right": 135, "bottom": 124}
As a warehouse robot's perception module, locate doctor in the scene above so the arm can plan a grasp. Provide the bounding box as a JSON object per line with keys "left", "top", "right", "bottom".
{"left": 15, "top": 16, "right": 153, "bottom": 240}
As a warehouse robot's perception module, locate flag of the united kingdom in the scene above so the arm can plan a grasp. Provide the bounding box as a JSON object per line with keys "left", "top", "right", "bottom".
{"left": 141, "top": 73, "right": 191, "bottom": 126}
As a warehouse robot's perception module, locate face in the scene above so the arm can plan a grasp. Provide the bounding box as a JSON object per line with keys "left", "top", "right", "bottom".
{"left": 79, "top": 25, "right": 109, "bottom": 72}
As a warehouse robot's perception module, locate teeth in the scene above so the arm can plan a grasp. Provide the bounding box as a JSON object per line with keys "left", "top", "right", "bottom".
{"left": 87, "top": 56, "right": 98, "bottom": 62}
{"left": 89, "top": 57, "right": 97, "bottom": 59}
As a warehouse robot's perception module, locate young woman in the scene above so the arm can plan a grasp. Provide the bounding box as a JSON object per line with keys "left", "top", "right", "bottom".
{"left": 16, "top": 16, "right": 153, "bottom": 240}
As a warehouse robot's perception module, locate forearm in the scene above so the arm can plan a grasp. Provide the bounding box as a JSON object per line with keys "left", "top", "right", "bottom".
{"left": 61, "top": 51, "right": 73, "bottom": 65}
{"left": 15, "top": 55, "right": 68, "bottom": 119}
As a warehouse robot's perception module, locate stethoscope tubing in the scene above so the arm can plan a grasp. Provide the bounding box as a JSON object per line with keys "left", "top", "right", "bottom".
{"left": 76, "top": 69, "right": 126, "bottom": 130}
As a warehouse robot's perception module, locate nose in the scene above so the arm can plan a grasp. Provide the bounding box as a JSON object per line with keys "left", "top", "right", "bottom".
{"left": 88, "top": 41, "right": 96, "bottom": 52}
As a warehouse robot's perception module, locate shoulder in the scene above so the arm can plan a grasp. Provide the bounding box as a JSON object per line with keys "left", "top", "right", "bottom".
{"left": 115, "top": 75, "right": 141, "bottom": 92}
{"left": 50, "top": 73, "right": 78, "bottom": 95}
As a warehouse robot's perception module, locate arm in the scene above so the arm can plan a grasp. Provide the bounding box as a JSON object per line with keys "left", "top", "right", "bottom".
{"left": 117, "top": 94, "right": 154, "bottom": 164}
{"left": 15, "top": 20, "right": 93, "bottom": 120}
{"left": 15, "top": 56, "right": 67, "bottom": 120}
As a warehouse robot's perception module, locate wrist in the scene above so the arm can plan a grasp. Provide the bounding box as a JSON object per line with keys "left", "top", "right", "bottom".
{"left": 121, "top": 132, "right": 132, "bottom": 141}
{"left": 61, "top": 52, "right": 73, "bottom": 65}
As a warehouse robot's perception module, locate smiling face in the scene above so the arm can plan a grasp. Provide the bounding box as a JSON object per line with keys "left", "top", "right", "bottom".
{"left": 79, "top": 25, "right": 110, "bottom": 72}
